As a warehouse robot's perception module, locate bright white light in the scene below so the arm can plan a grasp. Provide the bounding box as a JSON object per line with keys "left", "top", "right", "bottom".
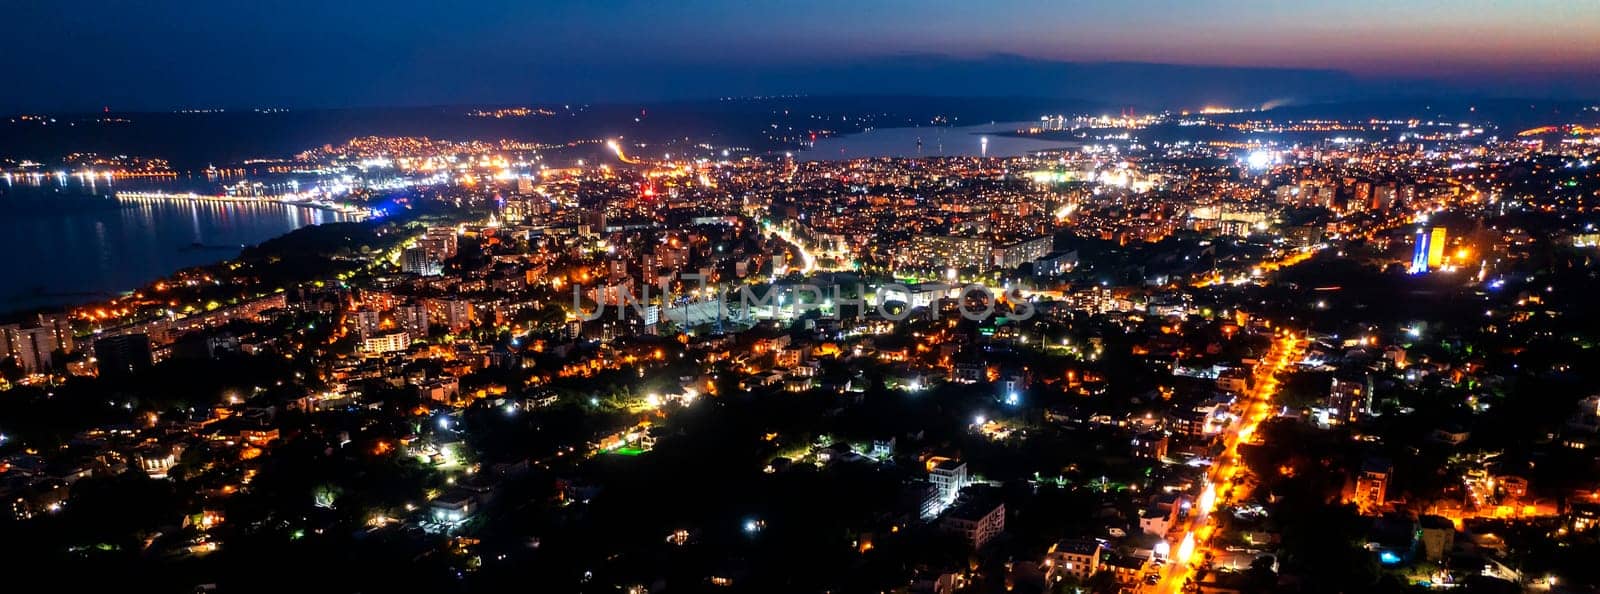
{"left": 1198, "top": 484, "right": 1217, "bottom": 514}
{"left": 1005, "top": 392, "right": 1020, "bottom": 406}
{"left": 438, "top": 417, "right": 451, "bottom": 430}
{"left": 1246, "top": 150, "right": 1274, "bottom": 170}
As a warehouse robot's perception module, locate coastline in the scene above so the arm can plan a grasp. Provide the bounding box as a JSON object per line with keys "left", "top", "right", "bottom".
{"left": 0, "top": 195, "right": 359, "bottom": 317}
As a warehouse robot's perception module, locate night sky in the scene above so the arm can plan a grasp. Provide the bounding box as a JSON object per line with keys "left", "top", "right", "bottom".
{"left": 5, "top": 0, "right": 1598, "bottom": 110}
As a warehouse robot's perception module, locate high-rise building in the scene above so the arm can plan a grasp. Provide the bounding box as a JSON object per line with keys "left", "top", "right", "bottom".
{"left": 352, "top": 309, "right": 383, "bottom": 340}
{"left": 397, "top": 303, "right": 430, "bottom": 339}
{"left": 39, "top": 313, "right": 74, "bottom": 354}
{"left": 1375, "top": 184, "right": 1398, "bottom": 211}
{"left": 1354, "top": 458, "right": 1393, "bottom": 514}
{"left": 402, "top": 247, "right": 442, "bottom": 276}
{"left": 1427, "top": 227, "right": 1448, "bottom": 269}
{"left": 2, "top": 325, "right": 61, "bottom": 373}
{"left": 1410, "top": 228, "right": 1433, "bottom": 273}
{"left": 431, "top": 299, "right": 475, "bottom": 333}
{"left": 419, "top": 226, "right": 458, "bottom": 260}
{"left": 94, "top": 333, "right": 155, "bottom": 377}
{"left": 1326, "top": 375, "right": 1370, "bottom": 425}
{"left": 928, "top": 458, "right": 968, "bottom": 508}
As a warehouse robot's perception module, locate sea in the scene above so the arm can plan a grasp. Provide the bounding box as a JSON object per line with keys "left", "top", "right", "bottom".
{"left": 800, "top": 121, "right": 1078, "bottom": 161}
{"left": 0, "top": 175, "right": 355, "bottom": 315}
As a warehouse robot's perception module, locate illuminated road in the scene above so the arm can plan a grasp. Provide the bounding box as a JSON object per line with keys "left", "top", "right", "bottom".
{"left": 1154, "top": 333, "right": 1302, "bottom": 594}
{"left": 764, "top": 222, "right": 818, "bottom": 276}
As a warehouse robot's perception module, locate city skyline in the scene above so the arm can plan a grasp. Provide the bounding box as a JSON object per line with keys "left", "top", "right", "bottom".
{"left": 4, "top": 4, "right": 1600, "bottom": 593}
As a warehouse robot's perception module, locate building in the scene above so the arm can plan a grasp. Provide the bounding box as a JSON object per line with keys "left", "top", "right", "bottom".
{"left": 431, "top": 299, "right": 475, "bottom": 332}
{"left": 39, "top": 313, "right": 74, "bottom": 354}
{"left": 415, "top": 377, "right": 461, "bottom": 403}
{"left": 1131, "top": 431, "right": 1168, "bottom": 460}
{"left": 941, "top": 490, "right": 1005, "bottom": 548}
{"left": 899, "top": 235, "right": 992, "bottom": 272}
{"left": 1, "top": 324, "right": 64, "bottom": 373}
{"left": 1410, "top": 226, "right": 1448, "bottom": 273}
{"left": 879, "top": 282, "right": 950, "bottom": 310}
{"left": 928, "top": 458, "right": 969, "bottom": 508}
{"left": 94, "top": 333, "right": 155, "bottom": 377}
{"left": 352, "top": 309, "right": 383, "bottom": 340}
{"left": 403, "top": 247, "right": 443, "bottom": 276}
{"left": 1034, "top": 250, "right": 1079, "bottom": 276}
{"left": 1045, "top": 539, "right": 1102, "bottom": 583}
{"left": 418, "top": 226, "right": 459, "bottom": 260}
{"left": 1418, "top": 515, "right": 1455, "bottom": 561}
{"left": 1410, "top": 228, "right": 1431, "bottom": 273}
{"left": 1427, "top": 227, "right": 1447, "bottom": 269}
{"left": 397, "top": 303, "right": 430, "bottom": 338}
{"left": 360, "top": 331, "right": 411, "bottom": 354}
{"left": 1354, "top": 458, "right": 1393, "bottom": 514}
{"left": 993, "top": 236, "right": 1054, "bottom": 270}
{"left": 1324, "top": 375, "right": 1370, "bottom": 426}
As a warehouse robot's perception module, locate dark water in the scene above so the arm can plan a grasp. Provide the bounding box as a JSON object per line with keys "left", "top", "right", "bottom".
{"left": 0, "top": 178, "right": 354, "bottom": 314}
{"left": 800, "top": 121, "right": 1079, "bottom": 160}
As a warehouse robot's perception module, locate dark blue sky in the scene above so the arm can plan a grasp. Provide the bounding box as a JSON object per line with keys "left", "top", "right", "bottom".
{"left": 5, "top": 0, "right": 1598, "bottom": 110}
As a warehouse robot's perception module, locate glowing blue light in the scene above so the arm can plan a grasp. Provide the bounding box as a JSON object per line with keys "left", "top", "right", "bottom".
{"left": 1380, "top": 551, "right": 1401, "bottom": 565}
{"left": 438, "top": 417, "right": 451, "bottom": 430}
{"left": 1005, "top": 392, "right": 1020, "bottom": 406}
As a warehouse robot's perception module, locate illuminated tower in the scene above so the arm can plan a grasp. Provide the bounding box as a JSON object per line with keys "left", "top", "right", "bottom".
{"left": 1426, "top": 227, "right": 1447, "bottom": 270}
{"left": 1410, "top": 229, "right": 1431, "bottom": 274}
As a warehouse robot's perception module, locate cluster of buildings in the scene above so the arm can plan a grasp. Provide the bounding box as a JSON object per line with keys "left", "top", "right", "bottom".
{"left": 3, "top": 109, "right": 1599, "bottom": 592}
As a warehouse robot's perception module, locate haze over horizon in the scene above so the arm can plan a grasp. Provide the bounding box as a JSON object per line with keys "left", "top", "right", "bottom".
{"left": 5, "top": 0, "right": 1599, "bottom": 111}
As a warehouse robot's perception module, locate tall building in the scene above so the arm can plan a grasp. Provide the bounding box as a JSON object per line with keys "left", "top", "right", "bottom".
{"left": 403, "top": 247, "right": 442, "bottom": 276}
{"left": 1410, "top": 228, "right": 1433, "bottom": 273}
{"left": 397, "top": 303, "right": 430, "bottom": 339}
{"left": 94, "top": 333, "right": 155, "bottom": 377}
{"left": 928, "top": 458, "right": 968, "bottom": 508}
{"left": 1427, "top": 227, "right": 1448, "bottom": 270}
{"left": 352, "top": 309, "right": 383, "bottom": 340}
{"left": 431, "top": 299, "right": 475, "bottom": 333}
{"left": 39, "top": 313, "right": 74, "bottom": 354}
{"left": 2, "top": 324, "right": 62, "bottom": 373}
{"left": 1354, "top": 458, "right": 1393, "bottom": 514}
{"left": 419, "top": 226, "right": 459, "bottom": 260}
{"left": 1325, "top": 375, "right": 1371, "bottom": 425}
